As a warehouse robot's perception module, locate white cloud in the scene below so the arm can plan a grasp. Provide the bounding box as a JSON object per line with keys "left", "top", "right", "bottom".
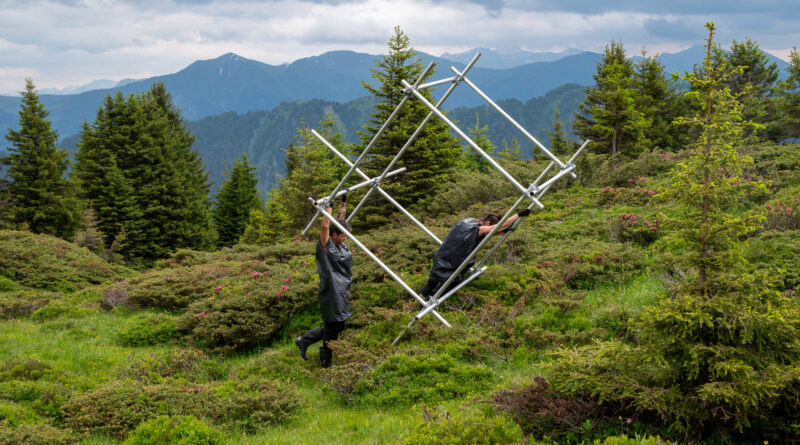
{"left": 0, "top": 0, "right": 797, "bottom": 94}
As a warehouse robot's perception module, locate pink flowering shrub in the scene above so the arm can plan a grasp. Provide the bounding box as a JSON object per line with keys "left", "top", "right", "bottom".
{"left": 609, "top": 213, "right": 663, "bottom": 245}
{"left": 764, "top": 199, "right": 800, "bottom": 231}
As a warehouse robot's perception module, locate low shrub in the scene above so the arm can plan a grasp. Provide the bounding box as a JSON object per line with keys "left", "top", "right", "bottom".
{"left": 63, "top": 377, "right": 302, "bottom": 438}
{"left": 118, "top": 313, "right": 180, "bottom": 346}
{"left": 0, "top": 275, "right": 16, "bottom": 291}
{"left": 354, "top": 353, "right": 492, "bottom": 406}
{"left": 609, "top": 213, "right": 663, "bottom": 245}
{"left": 763, "top": 199, "right": 800, "bottom": 231}
{"left": 0, "top": 422, "right": 74, "bottom": 445}
{"left": 120, "top": 349, "right": 227, "bottom": 383}
{"left": 0, "top": 400, "right": 41, "bottom": 427}
{"left": 123, "top": 415, "right": 224, "bottom": 445}
{"left": 494, "top": 377, "right": 611, "bottom": 442}
{"left": 0, "top": 379, "right": 71, "bottom": 418}
{"left": 0, "top": 230, "right": 131, "bottom": 292}
{"left": 401, "top": 404, "right": 522, "bottom": 445}
{"left": 0, "top": 290, "right": 61, "bottom": 319}
{"left": 597, "top": 187, "right": 657, "bottom": 206}
{"left": 0, "top": 359, "right": 51, "bottom": 381}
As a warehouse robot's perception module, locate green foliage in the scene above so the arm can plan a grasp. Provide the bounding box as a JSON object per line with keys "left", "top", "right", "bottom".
{"left": 546, "top": 108, "right": 569, "bottom": 156}
{"left": 354, "top": 353, "right": 492, "bottom": 406}
{"left": 634, "top": 51, "right": 681, "bottom": 150}
{"left": 3, "top": 78, "right": 80, "bottom": 238}
{"left": 464, "top": 114, "right": 496, "bottom": 172}
{"left": 120, "top": 349, "right": 227, "bottom": 384}
{"left": 0, "top": 230, "right": 131, "bottom": 293}
{"left": 0, "top": 422, "right": 74, "bottom": 445}
{"left": 401, "top": 404, "right": 522, "bottom": 445}
{"left": 608, "top": 213, "right": 663, "bottom": 244}
{"left": 117, "top": 313, "right": 179, "bottom": 347}
{"left": 213, "top": 154, "right": 260, "bottom": 247}
{"left": 62, "top": 376, "right": 301, "bottom": 438}
{"left": 774, "top": 47, "right": 800, "bottom": 140}
{"left": 75, "top": 82, "right": 215, "bottom": 265}
{"left": 123, "top": 415, "right": 224, "bottom": 445}
{"left": 355, "top": 26, "right": 462, "bottom": 228}
{"left": 574, "top": 41, "right": 647, "bottom": 158}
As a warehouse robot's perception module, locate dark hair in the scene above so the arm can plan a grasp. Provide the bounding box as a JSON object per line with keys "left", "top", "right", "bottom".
{"left": 480, "top": 213, "right": 502, "bottom": 225}
{"left": 329, "top": 218, "right": 351, "bottom": 236}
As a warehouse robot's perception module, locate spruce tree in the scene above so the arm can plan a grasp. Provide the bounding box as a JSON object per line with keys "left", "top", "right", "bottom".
{"left": 723, "top": 37, "right": 779, "bottom": 140}
{"left": 76, "top": 82, "right": 214, "bottom": 264}
{"left": 775, "top": 47, "right": 800, "bottom": 139}
{"left": 268, "top": 112, "right": 344, "bottom": 236}
{"left": 498, "top": 138, "right": 523, "bottom": 163}
{"left": 573, "top": 41, "right": 647, "bottom": 158}
{"left": 634, "top": 50, "right": 680, "bottom": 150}
{"left": 545, "top": 108, "right": 569, "bottom": 156}
{"left": 213, "top": 154, "right": 260, "bottom": 247}
{"left": 356, "top": 26, "right": 462, "bottom": 227}
{"left": 3, "top": 78, "right": 80, "bottom": 238}
{"left": 465, "top": 114, "right": 495, "bottom": 172}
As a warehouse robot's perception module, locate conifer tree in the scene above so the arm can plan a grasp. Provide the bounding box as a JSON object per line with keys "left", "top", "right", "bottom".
{"left": 634, "top": 50, "right": 680, "bottom": 150}
{"left": 497, "top": 138, "right": 523, "bottom": 163}
{"left": 268, "top": 112, "right": 345, "bottom": 236}
{"left": 74, "top": 206, "right": 105, "bottom": 254}
{"left": 76, "top": 82, "right": 214, "bottom": 264}
{"left": 573, "top": 41, "right": 647, "bottom": 158}
{"left": 775, "top": 47, "right": 800, "bottom": 139}
{"left": 465, "top": 114, "right": 495, "bottom": 172}
{"left": 545, "top": 108, "right": 569, "bottom": 156}
{"left": 3, "top": 78, "right": 80, "bottom": 238}
{"left": 357, "top": 26, "right": 462, "bottom": 226}
{"left": 213, "top": 154, "right": 260, "bottom": 247}
{"left": 722, "top": 37, "right": 779, "bottom": 140}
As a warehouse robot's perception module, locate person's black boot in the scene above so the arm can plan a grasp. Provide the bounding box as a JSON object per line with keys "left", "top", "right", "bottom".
{"left": 319, "top": 346, "right": 332, "bottom": 368}
{"left": 295, "top": 327, "right": 323, "bottom": 361}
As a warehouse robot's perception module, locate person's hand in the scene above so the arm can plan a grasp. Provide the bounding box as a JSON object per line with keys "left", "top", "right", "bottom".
{"left": 517, "top": 208, "right": 531, "bottom": 218}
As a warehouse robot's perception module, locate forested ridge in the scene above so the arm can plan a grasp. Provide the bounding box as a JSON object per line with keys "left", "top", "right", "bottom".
{"left": 1, "top": 24, "right": 799, "bottom": 444}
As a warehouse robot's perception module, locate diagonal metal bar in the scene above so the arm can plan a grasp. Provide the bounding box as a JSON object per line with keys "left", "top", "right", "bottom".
{"left": 313, "top": 201, "right": 451, "bottom": 327}
{"left": 348, "top": 52, "right": 483, "bottom": 226}
{"left": 401, "top": 78, "right": 544, "bottom": 210}
{"left": 310, "top": 129, "right": 442, "bottom": 245}
{"left": 391, "top": 265, "right": 486, "bottom": 346}
{"left": 309, "top": 167, "right": 406, "bottom": 204}
{"left": 302, "top": 61, "right": 436, "bottom": 236}
{"left": 450, "top": 67, "right": 573, "bottom": 176}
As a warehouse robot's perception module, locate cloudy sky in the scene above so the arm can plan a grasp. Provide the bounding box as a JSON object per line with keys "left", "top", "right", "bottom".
{"left": 1, "top": 0, "right": 799, "bottom": 95}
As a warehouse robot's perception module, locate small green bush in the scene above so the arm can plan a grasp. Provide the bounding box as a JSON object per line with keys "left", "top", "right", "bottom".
{"left": 600, "top": 434, "right": 672, "bottom": 444}
{"left": 0, "top": 275, "right": 16, "bottom": 291}
{"left": 609, "top": 213, "right": 663, "bottom": 245}
{"left": 120, "top": 349, "right": 227, "bottom": 383}
{"left": 123, "top": 415, "right": 224, "bottom": 445}
{"left": 0, "top": 290, "right": 60, "bottom": 319}
{"left": 0, "top": 422, "right": 74, "bottom": 445}
{"left": 355, "top": 353, "right": 492, "bottom": 406}
{"left": 0, "top": 400, "right": 41, "bottom": 427}
{"left": 118, "top": 313, "right": 179, "bottom": 346}
{"left": 0, "top": 359, "right": 51, "bottom": 381}
{"left": 402, "top": 404, "right": 522, "bottom": 445}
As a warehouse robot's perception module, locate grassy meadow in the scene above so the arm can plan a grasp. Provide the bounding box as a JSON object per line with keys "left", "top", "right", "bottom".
{"left": 1, "top": 144, "right": 798, "bottom": 444}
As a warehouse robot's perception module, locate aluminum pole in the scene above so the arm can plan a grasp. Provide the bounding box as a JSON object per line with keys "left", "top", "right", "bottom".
{"left": 401, "top": 79, "right": 544, "bottom": 210}
{"left": 417, "top": 76, "right": 457, "bottom": 90}
{"left": 301, "top": 61, "right": 436, "bottom": 236}
{"left": 309, "top": 167, "right": 406, "bottom": 205}
{"left": 450, "top": 68, "right": 572, "bottom": 176}
{"left": 429, "top": 194, "right": 528, "bottom": 304}
{"left": 391, "top": 266, "right": 486, "bottom": 346}
{"left": 348, "top": 52, "right": 484, "bottom": 223}
{"left": 309, "top": 129, "right": 442, "bottom": 245}
{"left": 314, "top": 202, "right": 451, "bottom": 327}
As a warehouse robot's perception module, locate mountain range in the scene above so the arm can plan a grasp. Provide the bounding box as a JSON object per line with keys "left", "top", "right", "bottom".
{"left": 0, "top": 46, "right": 791, "bottom": 194}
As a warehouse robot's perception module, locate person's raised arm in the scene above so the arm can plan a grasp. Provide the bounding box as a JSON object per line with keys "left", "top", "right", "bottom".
{"left": 478, "top": 208, "right": 531, "bottom": 236}
{"left": 320, "top": 206, "right": 333, "bottom": 250}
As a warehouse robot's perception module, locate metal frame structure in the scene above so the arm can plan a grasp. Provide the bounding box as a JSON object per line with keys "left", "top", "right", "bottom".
{"left": 301, "top": 52, "right": 589, "bottom": 345}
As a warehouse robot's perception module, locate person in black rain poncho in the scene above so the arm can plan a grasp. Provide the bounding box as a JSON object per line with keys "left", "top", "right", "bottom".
{"left": 295, "top": 195, "right": 352, "bottom": 368}
{"left": 420, "top": 208, "right": 531, "bottom": 301}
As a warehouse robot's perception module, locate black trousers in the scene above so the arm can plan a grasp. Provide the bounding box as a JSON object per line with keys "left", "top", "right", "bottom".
{"left": 321, "top": 321, "right": 346, "bottom": 350}
{"left": 419, "top": 276, "right": 462, "bottom": 299}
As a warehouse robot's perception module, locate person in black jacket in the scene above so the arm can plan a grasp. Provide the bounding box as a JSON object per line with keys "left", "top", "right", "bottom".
{"left": 419, "top": 208, "right": 531, "bottom": 301}
{"left": 295, "top": 194, "right": 352, "bottom": 368}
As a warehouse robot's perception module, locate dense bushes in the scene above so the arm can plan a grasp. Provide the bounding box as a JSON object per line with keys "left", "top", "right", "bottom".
{"left": 402, "top": 404, "right": 522, "bottom": 444}
{"left": 354, "top": 353, "right": 492, "bottom": 406}
{"left": 123, "top": 415, "right": 223, "bottom": 445}
{"left": 62, "top": 376, "right": 302, "bottom": 438}
{"left": 0, "top": 230, "right": 131, "bottom": 292}
{"left": 118, "top": 313, "right": 179, "bottom": 346}
{"left": 0, "top": 422, "right": 74, "bottom": 445}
